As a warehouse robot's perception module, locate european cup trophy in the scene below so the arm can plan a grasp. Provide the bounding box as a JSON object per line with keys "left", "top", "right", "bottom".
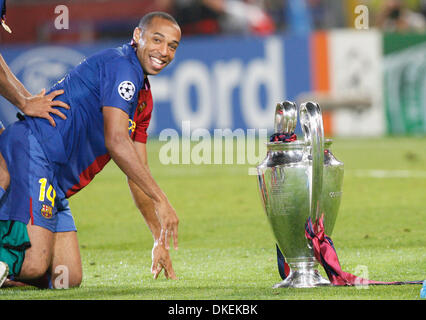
{"left": 256, "top": 101, "right": 344, "bottom": 288}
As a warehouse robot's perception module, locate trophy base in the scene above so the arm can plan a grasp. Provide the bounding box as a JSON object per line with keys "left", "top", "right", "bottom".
{"left": 273, "top": 261, "right": 330, "bottom": 288}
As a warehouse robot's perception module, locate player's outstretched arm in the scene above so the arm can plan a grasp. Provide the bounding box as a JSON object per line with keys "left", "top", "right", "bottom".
{"left": 129, "top": 178, "right": 177, "bottom": 280}
{"left": 103, "top": 106, "right": 179, "bottom": 250}
{"left": 127, "top": 143, "right": 177, "bottom": 280}
{"left": 0, "top": 54, "right": 70, "bottom": 127}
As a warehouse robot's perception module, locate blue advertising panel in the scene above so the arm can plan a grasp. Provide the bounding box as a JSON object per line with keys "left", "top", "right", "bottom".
{"left": 0, "top": 34, "right": 312, "bottom": 135}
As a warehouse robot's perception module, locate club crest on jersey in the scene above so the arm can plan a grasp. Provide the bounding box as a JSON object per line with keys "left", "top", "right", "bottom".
{"left": 128, "top": 119, "right": 136, "bottom": 134}
{"left": 138, "top": 101, "right": 147, "bottom": 114}
{"left": 41, "top": 204, "right": 53, "bottom": 219}
{"left": 118, "top": 81, "right": 136, "bottom": 101}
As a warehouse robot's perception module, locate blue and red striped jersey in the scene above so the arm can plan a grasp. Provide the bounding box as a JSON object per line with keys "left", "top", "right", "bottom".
{"left": 26, "top": 43, "right": 153, "bottom": 198}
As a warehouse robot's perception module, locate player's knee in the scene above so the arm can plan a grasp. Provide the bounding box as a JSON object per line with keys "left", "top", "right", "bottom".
{"left": 69, "top": 272, "right": 82, "bottom": 288}
{"left": 20, "top": 248, "right": 52, "bottom": 280}
{"left": 52, "top": 277, "right": 82, "bottom": 289}
{"left": 20, "top": 261, "right": 49, "bottom": 280}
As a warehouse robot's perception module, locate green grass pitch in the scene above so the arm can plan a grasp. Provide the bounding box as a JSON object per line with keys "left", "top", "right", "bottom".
{"left": 0, "top": 136, "right": 425, "bottom": 300}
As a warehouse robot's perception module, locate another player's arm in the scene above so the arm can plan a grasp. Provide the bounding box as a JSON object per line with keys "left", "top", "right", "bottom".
{"left": 127, "top": 142, "right": 177, "bottom": 279}
{"left": 0, "top": 54, "right": 70, "bottom": 127}
{"left": 103, "top": 106, "right": 179, "bottom": 250}
{"left": 0, "top": 54, "right": 28, "bottom": 106}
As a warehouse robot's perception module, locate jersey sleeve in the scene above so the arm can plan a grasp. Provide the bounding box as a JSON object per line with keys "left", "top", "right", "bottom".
{"left": 100, "top": 58, "right": 140, "bottom": 115}
{"left": 132, "top": 90, "right": 153, "bottom": 144}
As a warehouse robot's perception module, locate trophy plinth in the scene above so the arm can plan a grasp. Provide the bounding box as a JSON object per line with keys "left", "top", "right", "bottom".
{"left": 273, "top": 260, "right": 330, "bottom": 288}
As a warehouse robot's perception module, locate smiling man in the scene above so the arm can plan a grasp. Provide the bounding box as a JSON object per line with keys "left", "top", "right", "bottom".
{"left": 0, "top": 11, "right": 181, "bottom": 288}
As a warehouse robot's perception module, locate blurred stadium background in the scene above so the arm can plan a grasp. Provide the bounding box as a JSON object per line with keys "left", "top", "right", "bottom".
{"left": 1, "top": 0, "right": 425, "bottom": 138}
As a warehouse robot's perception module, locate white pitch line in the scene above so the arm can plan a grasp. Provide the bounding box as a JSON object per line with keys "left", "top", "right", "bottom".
{"left": 350, "top": 169, "right": 426, "bottom": 179}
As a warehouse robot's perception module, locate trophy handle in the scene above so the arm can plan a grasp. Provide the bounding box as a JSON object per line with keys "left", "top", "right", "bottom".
{"left": 299, "top": 102, "right": 324, "bottom": 221}
{"left": 274, "top": 101, "right": 297, "bottom": 133}
{"left": 274, "top": 103, "right": 284, "bottom": 133}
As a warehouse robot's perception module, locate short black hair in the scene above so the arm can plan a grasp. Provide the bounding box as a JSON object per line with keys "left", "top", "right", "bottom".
{"left": 138, "top": 11, "right": 179, "bottom": 30}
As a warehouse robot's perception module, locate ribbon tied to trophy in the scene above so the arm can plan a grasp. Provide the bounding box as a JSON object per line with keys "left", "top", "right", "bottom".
{"left": 305, "top": 214, "right": 423, "bottom": 286}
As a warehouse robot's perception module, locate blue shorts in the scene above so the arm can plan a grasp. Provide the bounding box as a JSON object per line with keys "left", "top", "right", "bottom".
{"left": 0, "top": 121, "right": 76, "bottom": 233}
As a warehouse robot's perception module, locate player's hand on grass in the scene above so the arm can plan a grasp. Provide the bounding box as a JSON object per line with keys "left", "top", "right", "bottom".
{"left": 151, "top": 240, "right": 177, "bottom": 280}
{"left": 21, "top": 89, "right": 70, "bottom": 127}
{"left": 155, "top": 199, "right": 179, "bottom": 251}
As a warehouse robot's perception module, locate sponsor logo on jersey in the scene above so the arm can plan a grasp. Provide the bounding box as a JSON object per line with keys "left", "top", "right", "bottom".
{"left": 138, "top": 101, "right": 147, "bottom": 114}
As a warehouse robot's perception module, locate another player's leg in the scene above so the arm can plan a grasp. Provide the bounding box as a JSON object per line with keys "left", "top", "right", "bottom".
{"left": 0, "top": 221, "right": 52, "bottom": 288}
{"left": 4, "top": 217, "right": 82, "bottom": 289}
{"left": 0, "top": 152, "right": 11, "bottom": 287}
{"left": 0, "top": 149, "right": 11, "bottom": 287}
{"left": 18, "top": 223, "right": 54, "bottom": 280}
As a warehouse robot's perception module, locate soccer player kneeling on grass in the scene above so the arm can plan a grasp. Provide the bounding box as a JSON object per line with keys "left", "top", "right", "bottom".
{"left": 0, "top": 11, "right": 181, "bottom": 289}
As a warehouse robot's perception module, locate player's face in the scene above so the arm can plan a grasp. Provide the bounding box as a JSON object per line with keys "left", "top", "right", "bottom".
{"left": 135, "top": 17, "right": 181, "bottom": 75}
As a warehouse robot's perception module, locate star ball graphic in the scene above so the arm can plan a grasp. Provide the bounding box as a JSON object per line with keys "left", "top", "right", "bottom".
{"left": 118, "top": 81, "right": 136, "bottom": 101}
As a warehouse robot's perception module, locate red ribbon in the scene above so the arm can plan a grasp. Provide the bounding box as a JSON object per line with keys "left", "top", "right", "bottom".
{"left": 305, "top": 214, "right": 423, "bottom": 286}
{"left": 270, "top": 132, "right": 297, "bottom": 143}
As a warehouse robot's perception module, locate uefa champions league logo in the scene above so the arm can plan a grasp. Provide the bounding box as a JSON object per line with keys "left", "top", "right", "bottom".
{"left": 118, "top": 81, "right": 136, "bottom": 101}
{"left": 8, "top": 46, "right": 86, "bottom": 95}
